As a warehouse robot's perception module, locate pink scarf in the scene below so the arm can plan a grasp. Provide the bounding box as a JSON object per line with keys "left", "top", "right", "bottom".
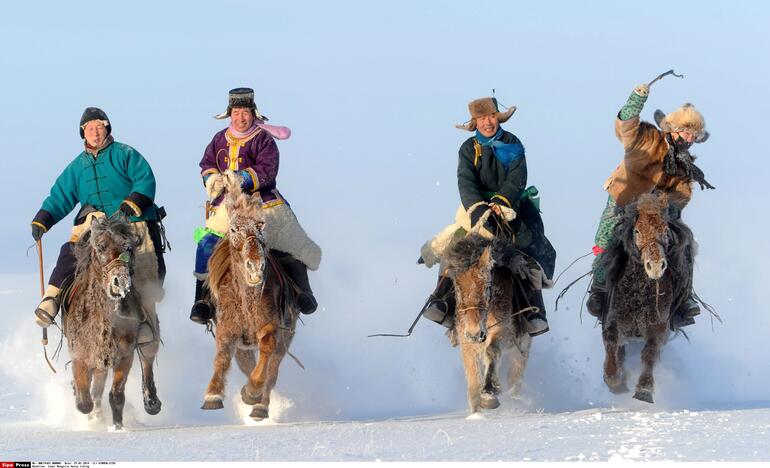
{"left": 228, "top": 120, "right": 291, "bottom": 140}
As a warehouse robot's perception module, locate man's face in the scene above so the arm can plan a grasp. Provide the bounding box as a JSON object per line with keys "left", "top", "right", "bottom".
{"left": 475, "top": 113, "right": 499, "bottom": 137}
{"left": 230, "top": 107, "right": 255, "bottom": 133}
{"left": 671, "top": 130, "right": 696, "bottom": 150}
{"left": 83, "top": 120, "right": 108, "bottom": 148}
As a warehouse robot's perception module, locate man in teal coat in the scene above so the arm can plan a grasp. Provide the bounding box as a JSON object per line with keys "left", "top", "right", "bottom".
{"left": 31, "top": 108, "right": 166, "bottom": 347}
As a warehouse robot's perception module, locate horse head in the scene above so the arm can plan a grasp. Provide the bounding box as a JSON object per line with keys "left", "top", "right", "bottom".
{"left": 87, "top": 215, "right": 141, "bottom": 300}
{"left": 223, "top": 171, "right": 267, "bottom": 287}
{"left": 446, "top": 235, "right": 496, "bottom": 343}
{"left": 632, "top": 192, "right": 671, "bottom": 280}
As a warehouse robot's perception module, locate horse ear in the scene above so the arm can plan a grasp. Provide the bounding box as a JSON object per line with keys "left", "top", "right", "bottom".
{"left": 654, "top": 109, "right": 666, "bottom": 129}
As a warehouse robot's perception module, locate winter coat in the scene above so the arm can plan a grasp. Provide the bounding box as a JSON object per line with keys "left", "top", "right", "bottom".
{"left": 604, "top": 117, "right": 693, "bottom": 207}
{"left": 32, "top": 139, "right": 158, "bottom": 231}
{"left": 457, "top": 130, "right": 556, "bottom": 278}
{"left": 199, "top": 127, "right": 283, "bottom": 207}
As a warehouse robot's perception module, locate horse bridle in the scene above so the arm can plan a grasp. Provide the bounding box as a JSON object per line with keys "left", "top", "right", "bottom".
{"left": 99, "top": 249, "right": 133, "bottom": 280}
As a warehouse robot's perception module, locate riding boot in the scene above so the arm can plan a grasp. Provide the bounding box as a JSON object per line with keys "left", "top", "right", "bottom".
{"left": 281, "top": 257, "right": 318, "bottom": 314}
{"left": 671, "top": 296, "right": 700, "bottom": 329}
{"left": 34, "top": 285, "right": 61, "bottom": 328}
{"left": 586, "top": 278, "right": 607, "bottom": 319}
{"left": 422, "top": 275, "right": 455, "bottom": 328}
{"left": 524, "top": 289, "right": 549, "bottom": 337}
{"left": 190, "top": 279, "right": 214, "bottom": 325}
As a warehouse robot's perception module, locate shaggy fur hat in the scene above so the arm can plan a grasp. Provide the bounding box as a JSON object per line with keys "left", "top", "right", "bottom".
{"left": 214, "top": 87, "right": 269, "bottom": 121}
{"left": 654, "top": 103, "right": 709, "bottom": 142}
{"left": 455, "top": 97, "right": 516, "bottom": 131}
{"left": 79, "top": 107, "right": 111, "bottom": 139}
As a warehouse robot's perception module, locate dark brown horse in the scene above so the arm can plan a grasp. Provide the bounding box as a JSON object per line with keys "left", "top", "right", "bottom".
{"left": 201, "top": 174, "right": 298, "bottom": 421}
{"left": 598, "top": 191, "right": 696, "bottom": 403}
{"left": 444, "top": 234, "right": 535, "bottom": 414}
{"left": 62, "top": 215, "right": 161, "bottom": 429}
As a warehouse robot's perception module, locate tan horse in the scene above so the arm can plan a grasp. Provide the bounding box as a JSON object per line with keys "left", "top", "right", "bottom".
{"left": 444, "top": 234, "right": 534, "bottom": 414}
{"left": 201, "top": 175, "right": 298, "bottom": 420}
{"left": 63, "top": 215, "right": 161, "bottom": 429}
{"left": 598, "top": 191, "right": 697, "bottom": 403}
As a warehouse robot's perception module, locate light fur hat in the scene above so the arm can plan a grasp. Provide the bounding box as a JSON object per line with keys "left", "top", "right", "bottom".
{"left": 455, "top": 97, "right": 516, "bottom": 131}
{"left": 653, "top": 103, "right": 709, "bottom": 142}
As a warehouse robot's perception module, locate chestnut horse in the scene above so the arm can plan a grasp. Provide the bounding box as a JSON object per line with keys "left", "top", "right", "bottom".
{"left": 444, "top": 234, "right": 535, "bottom": 413}
{"left": 201, "top": 174, "right": 298, "bottom": 421}
{"left": 598, "top": 191, "right": 697, "bottom": 403}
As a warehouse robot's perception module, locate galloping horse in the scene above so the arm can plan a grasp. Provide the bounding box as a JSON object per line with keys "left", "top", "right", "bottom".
{"left": 201, "top": 174, "right": 298, "bottom": 421}
{"left": 63, "top": 215, "right": 161, "bottom": 429}
{"left": 444, "top": 234, "right": 535, "bottom": 414}
{"left": 599, "top": 191, "right": 696, "bottom": 403}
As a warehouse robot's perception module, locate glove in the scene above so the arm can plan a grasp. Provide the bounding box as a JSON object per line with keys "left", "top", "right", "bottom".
{"left": 633, "top": 83, "right": 650, "bottom": 97}
{"left": 119, "top": 201, "right": 139, "bottom": 217}
{"left": 31, "top": 223, "right": 46, "bottom": 241}
{"left": 205, "top": 173, "right": 224, "bottom": 199}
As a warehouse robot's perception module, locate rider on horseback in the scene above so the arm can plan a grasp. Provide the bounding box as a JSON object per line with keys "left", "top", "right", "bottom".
{"left": 587, "top": 82, "right": 713, "bottom": 327}
{"left": 31, "top": 107, "right": 166, "bottom": 348}
{"left": 190, "top": 88, "right": 322, "bottom": 324}
{"left": 420, "top": 96, "right": 557, "bottom": 337}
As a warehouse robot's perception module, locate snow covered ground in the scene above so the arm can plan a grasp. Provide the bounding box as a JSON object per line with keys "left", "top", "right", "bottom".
{"left": 1, "top": 269, "right": 769, "bottom": 462}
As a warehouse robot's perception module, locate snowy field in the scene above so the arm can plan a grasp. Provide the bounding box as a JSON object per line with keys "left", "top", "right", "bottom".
{"left": 1, "top": 271, "right": 769, "bottom": 462}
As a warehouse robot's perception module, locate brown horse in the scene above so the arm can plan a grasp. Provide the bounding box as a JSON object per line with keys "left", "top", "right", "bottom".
{"left": 598, "top": 191, "right": 696, "bottom": 403}
{"left": 201, "top": 174, "right": 298, "bottom": 421}
{"left": 444, "top": 234, "right": 534, "bottom": 414}
{"left": 62, "top": 215, "right": 161, "bottom": 429}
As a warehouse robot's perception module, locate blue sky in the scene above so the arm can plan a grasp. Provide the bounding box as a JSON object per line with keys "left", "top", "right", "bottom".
{"left": 1, "top": 1, "right": 769, "bottom": 417}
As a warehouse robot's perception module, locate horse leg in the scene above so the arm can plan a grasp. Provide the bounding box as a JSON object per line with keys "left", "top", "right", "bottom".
{"left": 137, "top": 339, "right": 162, "bottom": 415}
{"left": 602, "top": 322, "right": 629, "bottom": 394}
{"left": 460, "top": 341, "right": 482, "bottom": 413}
{"left": 202, "top": 337, "right": 235, "bottom": 410}
{"left": 89, "top": 369, "right": 108, "bottom": 422}
{"left": 72, "top": 360, "right": 94, "bottom": 414}
{"left": 236, "top": 349, "right": 260, "bottom": 405}
{"left": 108, "top": 351, "right": 135, "bottom": 430}
{"left": 634, "top": 323, "right": 667, "bottom": 404}
{"left": 480, "top": 342, "right": 501, "bottom": 410}
{"left": 507, "top": 335, "right": 531, "bottom": 397}
{"left": 252, "top": 339, "right": 291, "bottom": 420}
{"left": 244, "top": 324, "right": 277, "bottom": 420}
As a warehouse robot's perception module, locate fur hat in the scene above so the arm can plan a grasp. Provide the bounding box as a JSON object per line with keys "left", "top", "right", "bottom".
{"left": 214, "top": 87, "right": 269, "bottom": 121}
{"left": 79, "top": 107, "right": 111, "bottom": 139}
{"left": 653, "top": 103, "right": 709, "bottom": 143}
{"left": 455, "top": 97, "right": 516, "bottom": 131}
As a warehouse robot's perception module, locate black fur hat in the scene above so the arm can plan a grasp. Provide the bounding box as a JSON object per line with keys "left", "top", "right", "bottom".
{"left": 79, "top": 107, "right": 111, "bottom": 139}
{"left": 213, "top": 87, "right": 268, "bottom": 121}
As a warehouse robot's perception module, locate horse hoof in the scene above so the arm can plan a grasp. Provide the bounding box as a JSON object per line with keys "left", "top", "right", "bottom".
{"left": 201, "top": 396, "right": 224, "bottom": 410}
{"left": 76, "top": 400, "right": 94, "bottom": 414}
{"left": 240, "top": 385, "right": 261, "bottom": 406}
{"left": 633, "top": 389, "right": 654, "bottom": 404}
{"left": 480, "top": 394, "right": 500, "bottom": 410}
{"left": 144, "top": 395, "right": 162, "bottom": 415}
{"left": 605, "top": 379, "right": 630, "bottom": 394}
{"left": 249, "top": 404, "right": 269, "bottom": 420}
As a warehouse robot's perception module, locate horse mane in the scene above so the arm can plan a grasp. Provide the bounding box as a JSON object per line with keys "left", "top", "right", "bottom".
{"left": 444, "top": 234, "right": 524, "bottom": 277}
{"left": 207, "top": 236, "right": 231, "bottom": 303}
{"left": 444, "top": 234, "right": 492, "bottom": 277}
